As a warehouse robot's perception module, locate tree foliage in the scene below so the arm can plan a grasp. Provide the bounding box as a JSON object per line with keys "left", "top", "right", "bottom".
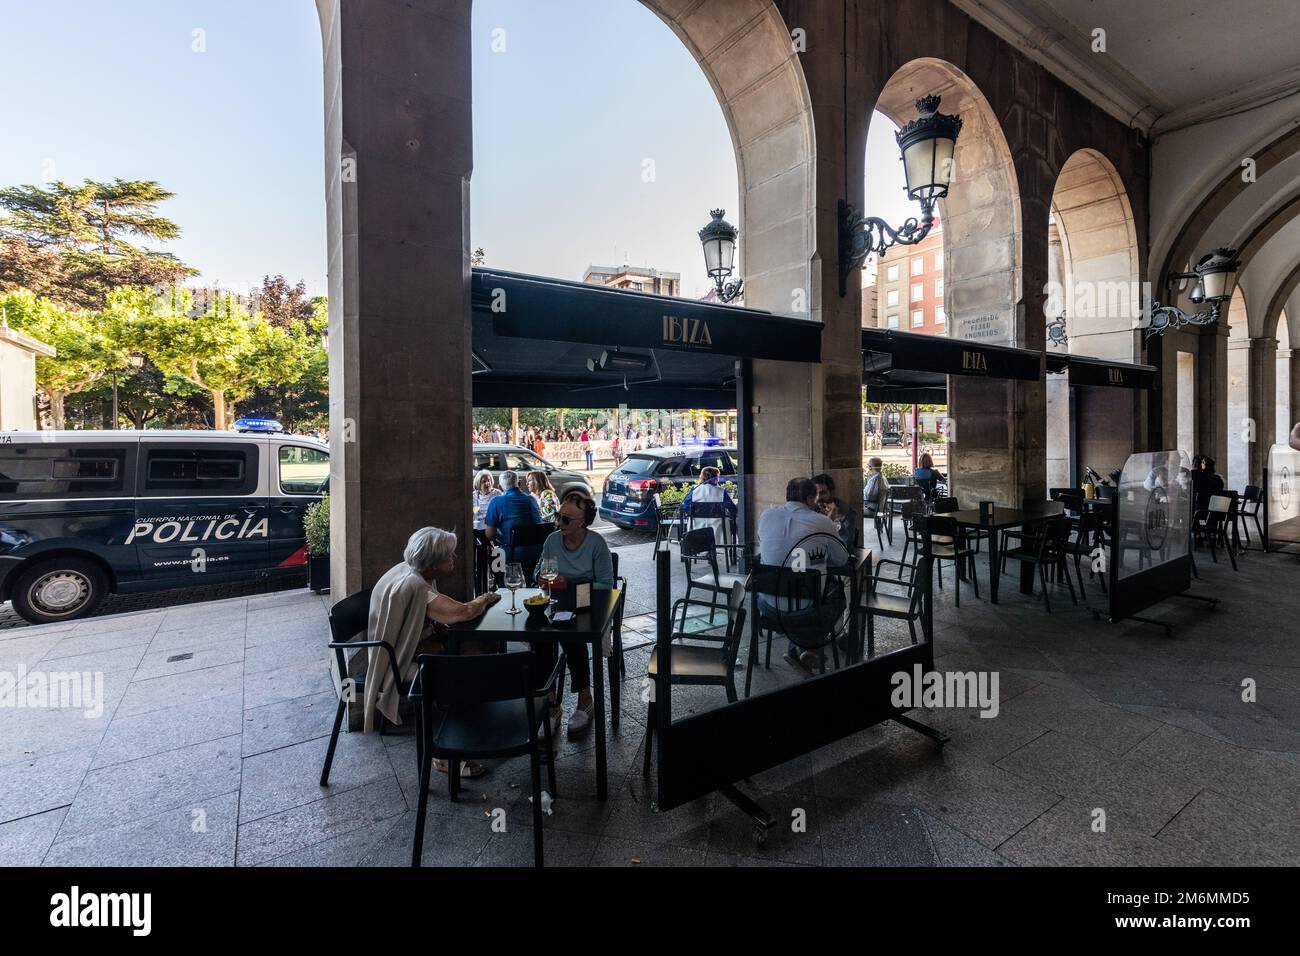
{"left": 0, "top": 179, "right": 193, "bottom": 309}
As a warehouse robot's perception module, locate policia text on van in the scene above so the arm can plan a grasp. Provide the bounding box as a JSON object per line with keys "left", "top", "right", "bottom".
{"left": 0, "top": 432, "right": 328, "bottom": 624}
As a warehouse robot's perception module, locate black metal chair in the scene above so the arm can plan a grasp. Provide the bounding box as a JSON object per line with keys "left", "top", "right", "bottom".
{"left": 861, "top": 552, "right": 933, "bottom": 659}
{"left": 321, "top": 587, "right": 393, "bottom": 786}
{"left": 606, "top": 551, "right": 629, "bottom": 732}
{"left": 652, "top": 494, "right": 683, "bottom": 549}
{"left": 750, "top": 561, "right": 842, "bottom": 679}
{"left": 686, "top": 499, "right": 739, "bottom": 570}
{"left": 1193, "top": 492, "right": 1239, "bottom": 570}
{"left": 506, "top": 522, "right": 554, "bottom": 585}
{"left": 924, "top": 514, "right": 979, "bottom": 606}
{"left": 1000, "top": 499, "right": 1065, "bottom": 567}
{"left": 1001, "top": 516, "right": 1077, "bottom": 612}
{"left": 680, "top": 526, "right": 747, "bottom": 624}
{"left": 642, "top": 578, "right": 748, "bottom": 774}
{"left": 898, "top": 500, "right": 945, "bottom": 575}
{"left": 1059, "top": 507, "right": 1107, "bottom": 600}
{"left": 409, "top": 650, "right": 560, "bottom": 868}
{"left": 1237, "top": 485, "right": 1264, "bottom": 546}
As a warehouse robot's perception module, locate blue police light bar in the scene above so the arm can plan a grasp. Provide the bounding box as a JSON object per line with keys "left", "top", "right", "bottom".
{"left": 234, "top": 418, "right": 284, "bottom": 434}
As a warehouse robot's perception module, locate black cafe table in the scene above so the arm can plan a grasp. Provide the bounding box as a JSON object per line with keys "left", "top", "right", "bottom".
{"left": 931, "top": 508, "right": 1053, "bottom": 604}
{"left": 448, "top": 587, "right": 621, "bottom": 800}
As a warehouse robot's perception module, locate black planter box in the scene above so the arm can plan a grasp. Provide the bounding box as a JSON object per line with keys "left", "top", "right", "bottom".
{"left": 308, "top": 552, "right": 330, "bottom": 593}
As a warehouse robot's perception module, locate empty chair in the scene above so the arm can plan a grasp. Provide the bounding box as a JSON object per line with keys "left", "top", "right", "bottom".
{"left": 1001, "top": 516, "right": 1077, "bottom": 612}
{"left": 321, "top": 587, "right": 386, "bottom": 786}
{"left": 680, "top": 526, "right": 747, "bottom": 623}
{"left": 409, "top": 650, "right": 560, "bottom": 868}
{"left": 1237, "top": 485, "right": 1264, "bottom": 546}
{"left": 643, "top": 579, "right": 748, "bottom": 773}
{"left": 1059, "top": 507, "right": 1107, "bottom": 600}
{"left": 860, "top": 553, "right": 934, "bottom": 659}
{"left": 1193, "top": 492, "right": 1239, "bottom": 571}
{"left": 923, "top": 514, "right": 979, "bottom": 607}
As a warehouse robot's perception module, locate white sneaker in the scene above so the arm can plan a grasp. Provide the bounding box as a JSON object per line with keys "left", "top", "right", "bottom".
{"left": 567, "top": 704, "right": 594, "bottom": 735}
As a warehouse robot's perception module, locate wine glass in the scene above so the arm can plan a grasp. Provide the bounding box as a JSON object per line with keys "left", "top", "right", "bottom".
{"left": 537, "top": 556, "right": 559, "bottom": 612}
{"left": 504, "top": 563, "right": 525, "bottom": 615}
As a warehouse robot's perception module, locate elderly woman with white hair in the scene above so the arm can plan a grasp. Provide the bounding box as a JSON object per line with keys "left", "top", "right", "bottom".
{"left": 363, "top": 527, "right": 500, "bottom": 773}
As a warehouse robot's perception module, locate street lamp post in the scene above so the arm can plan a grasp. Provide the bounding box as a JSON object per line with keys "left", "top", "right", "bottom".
{"left": 838, "top": 95, "right": 963, "bottom": 296}
{"left": 699, "top": 209, "right": 744, "bottom": 302}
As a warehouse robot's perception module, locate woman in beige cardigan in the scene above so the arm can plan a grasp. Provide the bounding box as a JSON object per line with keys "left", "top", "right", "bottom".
{"left": 363, "top": 527, "right": 499, "bottom": 774}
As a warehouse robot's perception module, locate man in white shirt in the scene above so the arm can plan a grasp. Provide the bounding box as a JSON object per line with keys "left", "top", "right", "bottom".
{"left": 757, "top": 477, "right": 848, "bottom": 674}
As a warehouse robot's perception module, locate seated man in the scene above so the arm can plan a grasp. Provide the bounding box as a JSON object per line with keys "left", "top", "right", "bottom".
{"left": 364, "top": 527, "right": 500, "bottom": 774}
{"left": 535, "top": 490, "right": 614, "bottom": 737}
{"left": 757, "top": 477, "right": 849, "bottom": 675}
{"left": 814, "top": 472, "right": 859, "bottom": 550}
{"left": 863, "top": 457, "right": 889, "bottom": 516}
{"left": 484, "top": 469, "right": 543, "bottom": 574}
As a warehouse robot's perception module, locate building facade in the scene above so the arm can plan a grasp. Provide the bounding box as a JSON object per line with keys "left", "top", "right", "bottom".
{"left": 0, "top": 323, "right": 55, "bottom": 431}
{"left": 582, "top": 265, "right": 680, "bottom": 296}
{"left": 873, "top": 223, "right": 945, "bottom": 335}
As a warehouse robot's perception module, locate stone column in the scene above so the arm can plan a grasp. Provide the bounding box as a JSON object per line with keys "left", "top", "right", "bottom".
{"left": 1247, "top": 337, "right": 1277, "bottom": 486}
{"left": 1288, "top": 350, "right": 1300, "bottom": 438}
{"left": 1198, "top": 323, "right": 1229, "bottom": 466}
{"left": 319, "top": 0, "right": 475, "bottom": 604}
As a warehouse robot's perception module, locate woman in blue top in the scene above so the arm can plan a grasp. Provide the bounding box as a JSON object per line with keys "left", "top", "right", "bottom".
{"left": 913, "top": 452, "right": 945, "bottom": 495}
{"left": 535, "top": 489, "right": 613, "bottom": 737}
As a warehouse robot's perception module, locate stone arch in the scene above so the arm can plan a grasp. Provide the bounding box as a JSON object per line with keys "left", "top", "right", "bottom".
{"left": 874, "top": 58, "right": 1023, "bottom": 348}
{"left": 1050, "top": 149, "right": 1140, "bottom": 362}
{"left": 1045, "top": 148, "right": 1142, "bottom": 489}
{"left": 1155, "top": 125, "right": 1300, "bottom": 292}
{"left": 640, "top": 0, "right": 815, "bottom": 314}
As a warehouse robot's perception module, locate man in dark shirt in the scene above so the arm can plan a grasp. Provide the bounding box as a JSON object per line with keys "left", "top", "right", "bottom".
{"left": 484, "top": 471, "right": 543, "bottom": 573}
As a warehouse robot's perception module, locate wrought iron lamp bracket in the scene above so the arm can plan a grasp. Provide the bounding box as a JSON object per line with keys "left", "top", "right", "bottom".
{"left": 838, "top": 197, "right": 937, "bottom": 297}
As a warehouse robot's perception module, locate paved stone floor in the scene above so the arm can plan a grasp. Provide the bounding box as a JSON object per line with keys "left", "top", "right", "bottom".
{"left": 2, "top": 528, "right": 1298, "bottom": 867}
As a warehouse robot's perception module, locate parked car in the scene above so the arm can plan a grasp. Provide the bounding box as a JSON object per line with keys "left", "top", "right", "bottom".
{"left": 880, "top": 431, "right": 906, "bottom": 447}
{"left": 0, "top": 431, "right": 329, "bottom": 624}
{"left": 599, "top": 446, "right": 739, "bottom": 529}
{"left": 472, "top": 444, "right": 592, "bottom": 501}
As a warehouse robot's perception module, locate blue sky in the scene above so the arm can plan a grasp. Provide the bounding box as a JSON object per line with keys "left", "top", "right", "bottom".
{"left": 0, "top": 0, "right": 909, "bottom": 300}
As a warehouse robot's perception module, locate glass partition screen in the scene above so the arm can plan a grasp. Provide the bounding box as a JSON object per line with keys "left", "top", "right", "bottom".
{"left": 1114, "top": 450, "right": 1193, "bottom": 580}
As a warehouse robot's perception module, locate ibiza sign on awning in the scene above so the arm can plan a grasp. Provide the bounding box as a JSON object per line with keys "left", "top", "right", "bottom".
{"left": 861, "top": 328, "right": 1041, "bottom": 382}
{"left": 474, "top": 268, "right": 822, "bottom": 363}
{"left": 1045, "top": 353, "right": 1157, "bottom": 389}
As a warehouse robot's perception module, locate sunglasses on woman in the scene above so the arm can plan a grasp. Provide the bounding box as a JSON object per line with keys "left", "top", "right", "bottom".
{"left": 557, "top": 513, "right": 579, "bottom": 527}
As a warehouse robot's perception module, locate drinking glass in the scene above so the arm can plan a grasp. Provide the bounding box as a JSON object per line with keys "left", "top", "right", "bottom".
{"left": 537, "top": 556, "right": 559, "bottom": 611}
{"left": 504, "top": 563, "right": 525, "bottom": 615}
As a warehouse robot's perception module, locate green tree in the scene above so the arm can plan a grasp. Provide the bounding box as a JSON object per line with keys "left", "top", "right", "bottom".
{"left": 239, "top": 294, "right": 328, "bottom": 432}
{"left": 0, "top": 179, "right": 192, "bottom": 309}
{"left": 125, "top": 286, "right": 305, "bottom": 429}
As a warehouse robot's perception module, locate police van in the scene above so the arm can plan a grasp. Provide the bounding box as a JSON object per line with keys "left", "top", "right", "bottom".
{"left": 0, "top": 431, "right": 329, "bottom": 624}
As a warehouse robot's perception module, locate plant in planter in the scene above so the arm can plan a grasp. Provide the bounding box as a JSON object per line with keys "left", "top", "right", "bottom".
{"left": 303, "top": 495, "right": 331, "bottom": 593}
{"left": 657, "top": 482, "right": 692, "bottom": 510}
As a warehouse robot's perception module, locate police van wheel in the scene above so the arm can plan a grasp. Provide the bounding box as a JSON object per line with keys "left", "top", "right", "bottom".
{"left": 12, "top": 558, "right": 109, "bottom": 625}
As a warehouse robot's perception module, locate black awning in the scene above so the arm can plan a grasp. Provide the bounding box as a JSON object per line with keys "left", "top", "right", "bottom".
{"left": 1046, "top": 352, "right": 1157, "bottom": 389}
{"left": 470, "top": 268, "right": 821, "bottom": 409}
{"left": 473, "top": 268, "right": 821, "bottom": 362}
{"left": 860, "top": 328, "right": 1041, "bottom": 403}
